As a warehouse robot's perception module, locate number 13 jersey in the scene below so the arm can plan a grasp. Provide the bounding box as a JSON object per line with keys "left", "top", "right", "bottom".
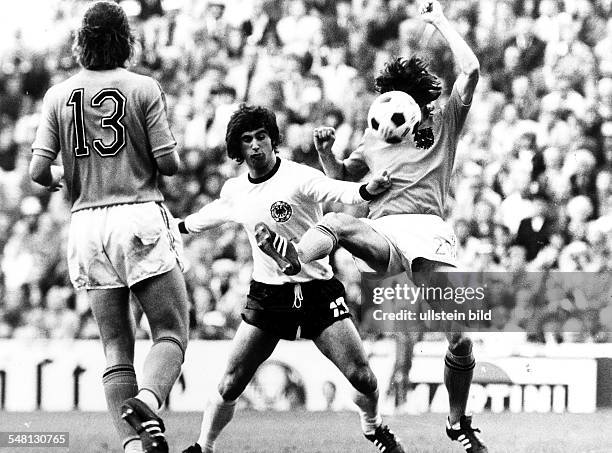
{"left": 32, "top": 68, "right": 176, "bottom": 212}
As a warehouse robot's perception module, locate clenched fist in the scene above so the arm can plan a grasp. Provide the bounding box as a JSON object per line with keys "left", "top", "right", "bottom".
{"left": 313, "top": 127, "right": 336, "bottom": 154}
{"left": 365, "top": 170, "right": 392, "bottom": 196}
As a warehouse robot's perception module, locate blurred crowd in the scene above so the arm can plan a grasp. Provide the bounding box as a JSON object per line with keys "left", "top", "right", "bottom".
{"left": 0, "top": 0, "right": 611, "bottom": 342}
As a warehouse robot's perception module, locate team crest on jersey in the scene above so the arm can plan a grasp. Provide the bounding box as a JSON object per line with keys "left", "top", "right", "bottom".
{"left": 270, "top": 201, "right": 292, "bottom": 223}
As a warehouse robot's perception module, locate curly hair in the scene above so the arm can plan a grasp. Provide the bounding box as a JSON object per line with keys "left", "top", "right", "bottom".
{"left": 375, "top": 57, "right": 442, "bottom": 109}
{"left": 73, "top": 1, "right": 135, "bottom": 70}
{"left": 225, "top": 104, "right": 280, "bottom": 163}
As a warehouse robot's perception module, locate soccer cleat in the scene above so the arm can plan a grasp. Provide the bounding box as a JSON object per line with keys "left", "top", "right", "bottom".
{"left": 120, "top": 398, "right": 168, "bottom": 453}
{"left": 446, "top": 415, "right": 488, "bottom": 453}
{"left": 255, "top": 222, "right": 301, "bottom": 275}
{"left": 181, "top": 443, "right": 203, "bottom": 453}
{"left": 364, "top": 424, "right": 406, "bottom": 453}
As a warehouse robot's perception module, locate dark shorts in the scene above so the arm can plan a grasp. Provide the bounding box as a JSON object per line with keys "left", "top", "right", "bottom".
{"left": 242, "top": 277, "right": 352, "bottom": 340}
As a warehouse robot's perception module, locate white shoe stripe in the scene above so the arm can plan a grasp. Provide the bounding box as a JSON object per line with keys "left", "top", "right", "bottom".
{"left": 281, "top": 237, "right": 287, "bottom": 256}
{"left": 141, "top": 421, "right": 159, "bottom": 427}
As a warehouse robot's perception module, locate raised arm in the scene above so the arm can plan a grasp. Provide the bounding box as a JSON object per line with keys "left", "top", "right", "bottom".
{"left": 313, "top": 126, "right": 369, "bottom": 181}
{"left": 420, "top": 0, "right": 480, "bottom": 104}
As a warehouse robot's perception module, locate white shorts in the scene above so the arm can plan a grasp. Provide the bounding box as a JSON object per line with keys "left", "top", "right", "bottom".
{"left": 68, "top": 202, "right": 184, "bottom": 290}
{"left": 354, "top": 214, "right": 458, "bottom": 277}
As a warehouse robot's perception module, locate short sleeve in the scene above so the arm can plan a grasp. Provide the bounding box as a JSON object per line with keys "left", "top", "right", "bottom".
{"left": 31, "top": 88, "right": 60, "bottom": 160}
{"left": 144, "top": 79, "right": 177, "bottom": 158}
{"left": 342, "top": 134, "right": 370, "bottom": 181}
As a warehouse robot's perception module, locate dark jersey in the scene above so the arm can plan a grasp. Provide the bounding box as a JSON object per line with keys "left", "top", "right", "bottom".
{"left": 32, "top": 68, "right": 176, "bottom": 212}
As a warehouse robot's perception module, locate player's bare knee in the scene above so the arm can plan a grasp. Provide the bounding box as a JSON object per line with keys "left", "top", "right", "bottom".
{"left": 347, "top": 364, "right": 378, "bottom": 395}
{"left": 321, "top": 212, "right": 350, "bottom": 238}
{"left": 218, "top": 370, "right": 245, "bottom": 401}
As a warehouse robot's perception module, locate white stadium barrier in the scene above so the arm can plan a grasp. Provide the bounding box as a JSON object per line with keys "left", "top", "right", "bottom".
{"left": 0, "top": 340, "right": 609, "bottom": 413}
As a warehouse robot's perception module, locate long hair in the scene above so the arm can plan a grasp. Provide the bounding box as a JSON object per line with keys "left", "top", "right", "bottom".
{"left": 73, "top": 1, "right": 135, "bottom": 70}
{"left": 375, "top": 56, "right": 442, "bottom": 109}
{"left": 225, "top": 104, "right": 280, "bottom": 163}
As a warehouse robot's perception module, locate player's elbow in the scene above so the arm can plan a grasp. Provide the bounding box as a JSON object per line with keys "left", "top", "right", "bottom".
{"left": 29, "top": 157, "right": 49, "bottom": 185}
{"left": 466, "top": 61, "right": 480, "bottom": 82}
{"left": 155, "top": 151, "right": 180, "bottom": 176}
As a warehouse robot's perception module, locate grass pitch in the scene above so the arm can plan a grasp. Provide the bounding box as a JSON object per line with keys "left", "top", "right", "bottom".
{"left": 0, "top": 410, "right": 611, "bottom": 452}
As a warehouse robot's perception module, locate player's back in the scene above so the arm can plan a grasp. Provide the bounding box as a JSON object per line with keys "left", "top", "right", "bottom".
{"left": 36, "top": 68, "right": 175, "bottom": 212}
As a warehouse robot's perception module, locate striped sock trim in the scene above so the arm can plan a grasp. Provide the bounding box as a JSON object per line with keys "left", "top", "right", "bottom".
{"left": 444, "top": 351, "right": 475, "bottom": 372}
{"left": 102, "top": 364, "right": 136, "bottom": 381}
{"left": 315, "top": 224, "right": 338, "bottom": 248}
{"left": 154, "top": 336, "right": 186, "bottom": 361}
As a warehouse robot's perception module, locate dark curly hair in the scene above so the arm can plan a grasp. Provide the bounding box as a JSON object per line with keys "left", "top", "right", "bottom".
{"left": 375, "top": 57, "right": 442, "bottom": 109}
{"left": 73, "top": 1, "right": 135, "bottom": 70}
{"left": 225, "top": 104, "right": 280, "bottom": 163}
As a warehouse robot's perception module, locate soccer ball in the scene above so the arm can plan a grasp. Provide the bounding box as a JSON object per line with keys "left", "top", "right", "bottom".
{"left": 367, "top": 91, "right": 422, "bottom": 144}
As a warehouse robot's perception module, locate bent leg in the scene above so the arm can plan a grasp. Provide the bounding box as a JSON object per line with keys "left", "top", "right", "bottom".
{"left": 89, "top": 287, "right": 139, "bottom": 448}
{"left": 196, "top": 322, "right": 280, "bottom": 452}
{"left": 313, "top": 318, "right": 382, "bottom": 434}
{"left": 299, "top": 212, "right": 391, "bottom": 274}
{"left": 131, "top": 265, "right": 190, "bottom": 410}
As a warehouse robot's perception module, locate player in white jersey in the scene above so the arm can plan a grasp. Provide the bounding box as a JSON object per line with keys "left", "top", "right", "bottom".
{"left": 30, "top": 3, "right": 187, "bottom": 453}
{"left": 257, "top": 2, "right": 488, "bottom": 452}
{"left": 180, "top": 104, "right": 405, "bottom": 453}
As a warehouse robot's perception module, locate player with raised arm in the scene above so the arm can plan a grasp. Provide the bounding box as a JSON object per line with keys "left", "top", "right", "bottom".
{"left": 179, "top": 104, "right": 405, "bottom": 453}
{"left": 30, "top": 3, "right": 188, "bottom": 453}
{"left": 256, "top": 1, "right": 487, "bottom": 452}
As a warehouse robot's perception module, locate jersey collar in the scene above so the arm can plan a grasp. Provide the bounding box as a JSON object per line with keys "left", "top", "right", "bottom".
{"left": 248, "top": 157, "right": 281, "bottom": 184}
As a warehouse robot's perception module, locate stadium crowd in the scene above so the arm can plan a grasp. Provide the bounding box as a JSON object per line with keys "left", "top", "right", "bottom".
{"left": 0, "top": 0, "right": 611, "bottom": 342}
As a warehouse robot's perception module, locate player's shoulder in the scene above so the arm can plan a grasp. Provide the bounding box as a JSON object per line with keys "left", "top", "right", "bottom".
{"left": 220, "top": 174, "right": 245, "bottom": 198}
{"left": 282, "top": 158, "right": 324, "bottom": 178}
{"left": 120, "top": 70, "right": 164, "bottom": 97}
{"left": 42, "top": 72, "right": 83, "bottom": 103}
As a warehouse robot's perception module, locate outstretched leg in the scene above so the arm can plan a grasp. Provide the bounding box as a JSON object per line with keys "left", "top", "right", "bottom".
{"left": 313, "top": 318, "right": 405, "bottom": 453}
{"left": 256, "top": 213, "right": 391, "bottom": 275}
{"left": 183, "top": 322, "right": 280, "bottom": 453}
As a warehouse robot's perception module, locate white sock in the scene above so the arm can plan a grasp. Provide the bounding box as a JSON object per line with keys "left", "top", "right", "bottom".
{"left": 354, "top": 390, "right": 383, "bottom": 435}
{"left": 297, "top": 225, "right": 337, "bottom": 263}
{"left": 124, "top": 438, "right": 144, "bottom": 453}
{"left": 197, "top": 392, "right": 237, "bottom": 452}
{"left": 136, "top": 389, "right": 160, "bottom": 413}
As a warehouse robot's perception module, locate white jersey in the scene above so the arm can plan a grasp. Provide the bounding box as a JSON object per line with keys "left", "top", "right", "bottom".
{"left": 185, "top": 158, "right": 367, "bottom": 284}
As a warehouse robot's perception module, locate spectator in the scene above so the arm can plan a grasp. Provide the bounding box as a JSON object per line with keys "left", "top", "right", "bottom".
{"left": 513, "top": 191, "right": 556, "bottom": 261}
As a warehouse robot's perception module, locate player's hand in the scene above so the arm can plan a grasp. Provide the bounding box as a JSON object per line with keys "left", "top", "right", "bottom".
{"left": 365, "top": 170, "right": 391, "bottom": 196}
{"left": 419, "top": 0, "right": 445, "bottom": 26}
{"left": 313, "top": 127, "right": 336, "bottom": 154}
{"left": 48, "top": 165, "right": 64, "bottom": 192}
{"left": 377, "top": 121, "right": 396, "bottom": 142}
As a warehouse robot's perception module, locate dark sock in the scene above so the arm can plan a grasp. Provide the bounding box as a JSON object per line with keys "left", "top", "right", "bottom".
{"left": 102, "top": 364, "right": 139, "bottom": 445}
{"left": 140, "top": 336, "right": 185, "bottom": 407}
{"left": 444, "top": 349, "right": 475, "bottom": 425}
